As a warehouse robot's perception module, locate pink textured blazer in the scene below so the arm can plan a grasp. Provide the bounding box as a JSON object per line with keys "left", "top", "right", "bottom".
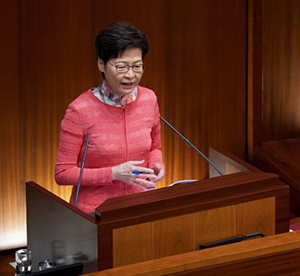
{"left": 55, "top": 86, "right": 164, "bottom": 213}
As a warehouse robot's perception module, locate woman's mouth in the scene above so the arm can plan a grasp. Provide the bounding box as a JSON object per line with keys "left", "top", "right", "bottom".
{"left": 121, "top": 82, "right": 134, "bottom": 89}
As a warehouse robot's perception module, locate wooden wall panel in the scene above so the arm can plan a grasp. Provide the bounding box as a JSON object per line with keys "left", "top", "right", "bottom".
{"left": 92, "top": 0, "right": 247, "bottom": 184}
{"left": 19, "top": 0, "right": 94, "bottom": 200}
{"left": 1, "top": 0, "right": 247, "bottom": 250}
{"left": 0, "top": 0, "right": 25, "bottom": 250}
{"left": 262, "top": 0, "right": 300, "bottom": 141}
{"left": 163, "top": 0, "right": 247, "bottom": 182}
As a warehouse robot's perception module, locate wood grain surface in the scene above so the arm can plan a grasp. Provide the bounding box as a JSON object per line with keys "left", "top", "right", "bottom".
{"left": 2, "top": 0, "right": 300, "bottom": 252}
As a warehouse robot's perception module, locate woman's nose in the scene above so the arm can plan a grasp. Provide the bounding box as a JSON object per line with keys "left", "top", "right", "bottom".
{"left": 125, "top": 67, "right": 135, "bottom": 78}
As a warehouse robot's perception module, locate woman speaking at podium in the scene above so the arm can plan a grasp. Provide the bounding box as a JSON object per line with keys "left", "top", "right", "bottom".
{"left": 55, "top": 22, "right": 165, "bottom": 214}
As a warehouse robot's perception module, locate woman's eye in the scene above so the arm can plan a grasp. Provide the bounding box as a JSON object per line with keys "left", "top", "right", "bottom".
{"left": 117, "top": 66, "right": 126, "bottom": 71}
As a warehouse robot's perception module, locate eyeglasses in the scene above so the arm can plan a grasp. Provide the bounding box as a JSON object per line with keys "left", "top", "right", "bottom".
{"left": 108, "top": 62, "right": 146, "bottom": 73}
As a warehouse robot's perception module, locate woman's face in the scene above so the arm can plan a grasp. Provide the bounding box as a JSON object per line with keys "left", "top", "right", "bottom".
{"left": 97, "top": 48, "right": 144, "bottom": 96}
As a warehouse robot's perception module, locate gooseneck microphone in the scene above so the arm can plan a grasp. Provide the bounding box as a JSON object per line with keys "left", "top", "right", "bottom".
{"left": 160, "top": 117, "right": 223, "bottom": 176}
{"left": 74, "top": 133, "right": 91, "bottom": 207}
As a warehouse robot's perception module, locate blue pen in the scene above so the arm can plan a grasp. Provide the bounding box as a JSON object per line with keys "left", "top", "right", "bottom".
{"left": 132, "top": 170, "right": 142, "bottom": 174}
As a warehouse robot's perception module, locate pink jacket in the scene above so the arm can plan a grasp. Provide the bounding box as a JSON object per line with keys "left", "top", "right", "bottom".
{"left": 55, "top": 86, "right": 164, "bottom": 213}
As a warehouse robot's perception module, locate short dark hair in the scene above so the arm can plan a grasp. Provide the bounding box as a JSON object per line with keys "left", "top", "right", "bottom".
{"left": 95, "top": 21, "right": 149, "bottom": 64}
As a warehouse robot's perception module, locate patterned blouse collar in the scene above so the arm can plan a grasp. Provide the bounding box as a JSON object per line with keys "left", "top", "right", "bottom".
{"left": 92, "top": 80, "right": 137, "bottom": 107}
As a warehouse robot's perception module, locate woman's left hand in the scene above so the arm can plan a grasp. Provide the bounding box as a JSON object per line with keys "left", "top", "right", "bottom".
{"left": 133, "top": 163, "right": 165, "bottom": 190}
{"left": 151, "top": 163, "right": 165, "bottom": 185}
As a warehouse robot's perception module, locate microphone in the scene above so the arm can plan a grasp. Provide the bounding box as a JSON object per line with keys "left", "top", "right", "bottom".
{"left": 74, "top": 133, "right": 91, "bottom": 207}
{"left": 160, "top": 117, "right": 223, "bottom": 176}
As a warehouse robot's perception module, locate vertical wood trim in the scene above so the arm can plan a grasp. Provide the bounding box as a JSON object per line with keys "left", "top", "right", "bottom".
{"left": 247, "top": 0, "right": 263, "bottom": 162}
{"left": 98, "top": 225, "right": 113, "bottom": 271}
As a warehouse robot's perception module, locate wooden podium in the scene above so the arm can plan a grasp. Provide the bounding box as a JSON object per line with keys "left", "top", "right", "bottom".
{"left": 26, "top": 149, "right": 290, "bottom": 273}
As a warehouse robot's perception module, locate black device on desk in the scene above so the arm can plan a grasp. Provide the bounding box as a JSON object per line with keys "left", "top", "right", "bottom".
{"left": 199, "top": 232, "right": 265, "bottom": 249}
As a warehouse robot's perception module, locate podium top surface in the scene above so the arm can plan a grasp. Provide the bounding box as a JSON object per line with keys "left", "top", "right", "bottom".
{"left": 96, "top": 171, "right": 287, "bottom": 225}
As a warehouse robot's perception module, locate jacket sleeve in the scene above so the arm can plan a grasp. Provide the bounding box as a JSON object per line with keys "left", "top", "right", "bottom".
{"left": 147, "top": 101, "right": 164, "bottom": 170}
{"left": 55, "top": 105, "right": 114, "bottom": 187}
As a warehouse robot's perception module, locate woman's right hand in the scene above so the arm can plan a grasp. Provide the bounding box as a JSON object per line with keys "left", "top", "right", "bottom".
{"left": 112, "top": 160, "right": 157, "bottom": 189}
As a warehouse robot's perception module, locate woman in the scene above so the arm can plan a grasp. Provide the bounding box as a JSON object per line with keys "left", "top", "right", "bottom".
{"left": 55, "top": 22, "right": 165, "bottom": 214}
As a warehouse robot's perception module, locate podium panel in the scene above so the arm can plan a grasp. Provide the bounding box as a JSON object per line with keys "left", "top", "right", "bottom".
{"left": 195, "top": 206, "right": 235, "bottom": 246}
{"left": 111, "top": 197, "right": 275, "bottom": 267}
{"left": 153, "top": 213, "right": 195, "bottom": 259}
{"left": 113, "top": 222, "right": 153, "bottom": 267}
